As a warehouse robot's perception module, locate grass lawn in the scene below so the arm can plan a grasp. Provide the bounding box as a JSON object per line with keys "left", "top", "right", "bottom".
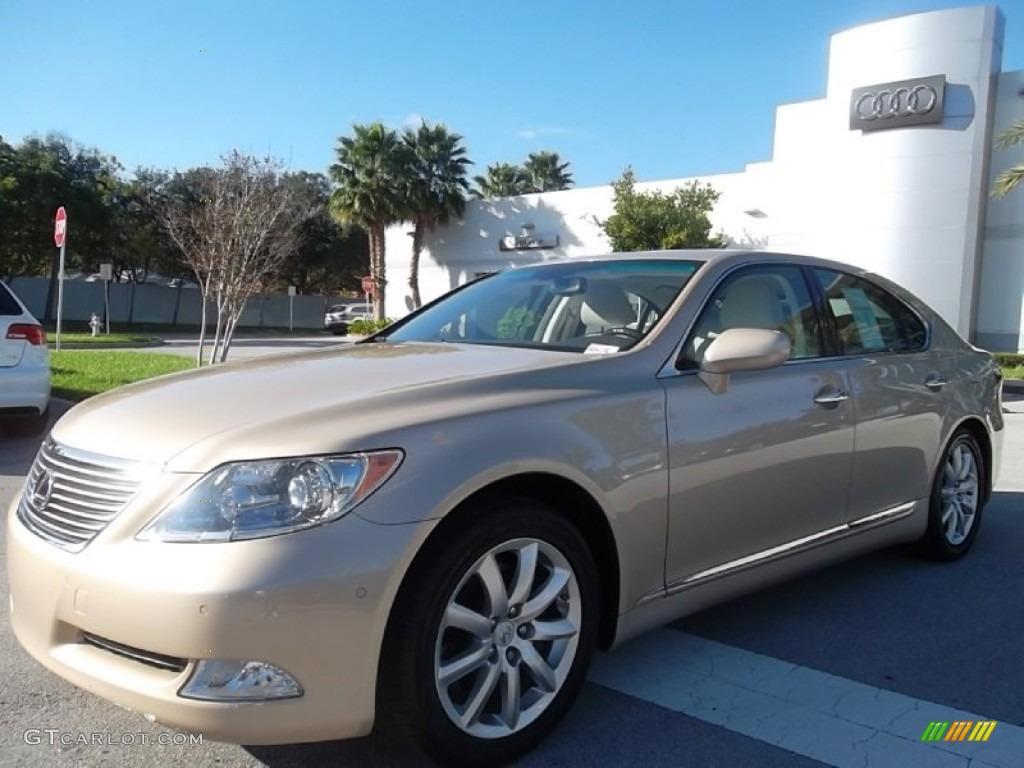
{"left": 42, "top": 321, "right": 327, "bottom": 336}
{"left": 1004, "top": 365, "right": 1024, "bottom": 380}
{"left": 51, "top": 351, "right": 195, "bottom": 401}
{"left": 49, "top": 332, "right": 158, "bottom": 344}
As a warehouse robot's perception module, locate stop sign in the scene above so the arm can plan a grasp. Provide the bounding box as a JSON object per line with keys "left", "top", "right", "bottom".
{"left": 54, "top": 207, "right": 67, "bottom": 248}
{"left": 361, "top": 275, "right": 374, "bottom": 294}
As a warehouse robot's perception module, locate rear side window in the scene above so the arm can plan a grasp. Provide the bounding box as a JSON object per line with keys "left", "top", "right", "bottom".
{"left": 0, "top": 281, "right": 25, "bottom": 316}
{"left": 814, "top": 269, "right": 927, "bottom": 354}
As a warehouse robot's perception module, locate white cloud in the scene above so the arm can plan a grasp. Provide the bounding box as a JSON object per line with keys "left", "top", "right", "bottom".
{"left": 514, "top": 126, "right": 574, "bottom": 140}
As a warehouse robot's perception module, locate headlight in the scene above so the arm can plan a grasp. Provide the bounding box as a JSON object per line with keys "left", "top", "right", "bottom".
{"left": 136, "top": 450, "right": 403, "bottom": 543}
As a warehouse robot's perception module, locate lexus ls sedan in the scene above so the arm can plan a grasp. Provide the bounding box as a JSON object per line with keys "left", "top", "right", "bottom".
{"left": 7, "top": 251, "right": 1004, "bottom": 766}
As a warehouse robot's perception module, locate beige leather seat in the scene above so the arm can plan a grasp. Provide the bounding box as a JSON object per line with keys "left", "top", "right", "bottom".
{"left": 718, "top": 277, "right": 785, "bottom": 331}
{"left": 580, "top": 283, "right": 636, "bottom": 331}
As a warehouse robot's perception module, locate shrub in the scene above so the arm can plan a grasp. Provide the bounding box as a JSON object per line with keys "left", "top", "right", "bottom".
{"left": 993, "top": 352, "right": 1024, "bottom": 367}
{"left": 348, "top": 318, "right": 394, "bottom": 336}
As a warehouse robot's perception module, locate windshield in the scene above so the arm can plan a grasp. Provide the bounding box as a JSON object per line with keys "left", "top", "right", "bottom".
{"left": 381, "top": 259, "right": 702, "bottom": 352}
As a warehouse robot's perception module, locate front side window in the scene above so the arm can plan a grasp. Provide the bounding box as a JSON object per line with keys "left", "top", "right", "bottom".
{"left": 682, "top": 265, "right": 823, "bottom": 369}
{"left": 814, "top": 269, "right": 926, "bottom": 355}
{"left": 381, "top": 259, "right": 703, "bottom": 352}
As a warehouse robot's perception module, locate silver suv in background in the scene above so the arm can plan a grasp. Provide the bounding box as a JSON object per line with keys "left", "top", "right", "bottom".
{"left": 324, "top": 302, "right": 372, "bottom": 335}
{"left": 0, "top": 280, "right": 51, "bottom": 437}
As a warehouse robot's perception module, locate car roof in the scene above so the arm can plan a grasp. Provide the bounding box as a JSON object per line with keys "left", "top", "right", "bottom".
{"left": 508, "top": 249, "right": 872, "bottom": 278}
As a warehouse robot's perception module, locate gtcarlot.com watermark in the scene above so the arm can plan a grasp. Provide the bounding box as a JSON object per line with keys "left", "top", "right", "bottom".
{"left": 24, "top": 729, "right": 203, "bottom": 747}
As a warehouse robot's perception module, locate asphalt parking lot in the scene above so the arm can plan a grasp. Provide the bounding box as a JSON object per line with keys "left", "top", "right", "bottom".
{"left": 0, "top": 395, "right": 1021, "bottom": 768}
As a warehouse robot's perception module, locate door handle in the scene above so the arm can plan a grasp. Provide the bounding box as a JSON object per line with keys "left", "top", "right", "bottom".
{"left": 924, "top": 375, "right": 948, "bottom": 391}
{"left": 814, "top": 388, "right": 850, "bottom": 405}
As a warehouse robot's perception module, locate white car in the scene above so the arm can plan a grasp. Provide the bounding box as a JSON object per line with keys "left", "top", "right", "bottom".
{"left": 0, "top": 281, "right": 51, "bottom": 437}
{"left": 324, "top": 302, "right": 372, "bottom": 335}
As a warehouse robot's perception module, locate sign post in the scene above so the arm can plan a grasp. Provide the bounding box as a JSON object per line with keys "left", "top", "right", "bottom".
{"left": 287, "top": 286, "right": 296, "bottom": 332}
{"left": 361, "top": 275, "right": 374, "bottom": 318}
{"left": 53, "top": 207, "right": 67, "bottom": 351}
{"left": 99, "top": 263, "right": 113, "bottom": 334}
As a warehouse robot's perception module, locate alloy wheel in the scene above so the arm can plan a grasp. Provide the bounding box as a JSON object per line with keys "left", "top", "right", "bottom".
{"left": 433, "top": 537, "right": 582, "bottom": 739}
{"left": 940, "top": 440, "right": 980, "bottom": 546}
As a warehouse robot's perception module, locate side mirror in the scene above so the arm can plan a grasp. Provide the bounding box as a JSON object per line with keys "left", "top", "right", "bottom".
{"left": 697, "top": 328, "right": 791, "bottom": 394}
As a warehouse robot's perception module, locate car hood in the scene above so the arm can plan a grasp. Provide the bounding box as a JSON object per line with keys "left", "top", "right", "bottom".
{"left": 49, "top": 342, "right": 591, "bottom": 471}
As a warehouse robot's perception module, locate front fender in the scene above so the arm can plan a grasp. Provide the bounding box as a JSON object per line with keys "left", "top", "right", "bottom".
{"left": 352, "top": 390, "right": 669, "bottom": 613}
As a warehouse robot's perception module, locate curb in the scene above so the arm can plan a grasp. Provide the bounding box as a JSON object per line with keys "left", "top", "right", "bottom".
{"left": 48, "top": 340, "right": 165, "bottom": 350}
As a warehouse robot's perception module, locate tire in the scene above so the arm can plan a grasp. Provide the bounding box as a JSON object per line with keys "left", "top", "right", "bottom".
{"left": 4, "top": 407, "right": 50, "bottom": 439}
{"left": 917, "top": 429, "right": 986, "bottom": 561}
{"left": 377, "top": 498, "right": 599, "bottom": 767}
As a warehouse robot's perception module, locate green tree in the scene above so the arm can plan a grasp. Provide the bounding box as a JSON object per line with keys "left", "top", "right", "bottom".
{"left": 601, "top": 168, "right": 727, "bottom": 252}
{"left": 523, "top": 150, "right": 574, "bottom": 192}
{"left": 276, "top": 171, "right": 369, "bottom": 295}
{"left": 992, "top": 119, "right": 1024, "bottom": 198}
{"left": 403, "top": 121, "right": 472, "bottom": 308}
{"left": 329, "top": 123, "right": 407, "bottom": 320}
{"left": 0, "top": 134, "right": 123, "bottom": 315}
{"left": 473, "top": 162, "right": 532, "bottom": 199}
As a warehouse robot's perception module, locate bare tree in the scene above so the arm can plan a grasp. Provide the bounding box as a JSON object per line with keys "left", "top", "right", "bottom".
{"left": 151, "top": 152, "right": 314, "bottom": 365}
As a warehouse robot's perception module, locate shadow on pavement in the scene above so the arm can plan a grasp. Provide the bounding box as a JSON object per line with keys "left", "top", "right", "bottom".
{"left": 0, "top": 400, "right": 73, "bottom": 475}
{"left": 244, "top": 735, "right": 426, "bottom": 768}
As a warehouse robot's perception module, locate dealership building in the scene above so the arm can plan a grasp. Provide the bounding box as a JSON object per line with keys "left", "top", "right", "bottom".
{"left": 383, "top": 4, "right": 1024, "bottom": 352}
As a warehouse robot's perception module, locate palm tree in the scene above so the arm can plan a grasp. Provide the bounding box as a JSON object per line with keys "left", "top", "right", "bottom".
{"left": 992, "top": 119, "right": 1024, "bottom": 198}
{"left": 403, "top": 122, "right": 472, "bottom": 308}
{"left": 523, "top": 150, "right": 574, "bottom": 192}
{"left": 329, "top": 123, "right": 407, "bottom": 320}
{"left": 473, "top": 163, "right": 532, "bottom": 198}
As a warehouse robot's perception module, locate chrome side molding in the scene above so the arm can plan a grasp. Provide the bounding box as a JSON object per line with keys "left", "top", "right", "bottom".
{"left": 640, "top": 501, "right": 918, "bottom": 604}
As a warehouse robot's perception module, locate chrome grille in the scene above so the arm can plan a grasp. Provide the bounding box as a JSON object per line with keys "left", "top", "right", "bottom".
{"left": 16, "top": 438, "right": 143, "bottom": 552}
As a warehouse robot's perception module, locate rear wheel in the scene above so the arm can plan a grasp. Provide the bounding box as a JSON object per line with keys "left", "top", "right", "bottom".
{"left": 378, "top": 499, "right": 599, "bottom": 767}
{"left": 918, "top": 429, "right": 985, "bottom": 561}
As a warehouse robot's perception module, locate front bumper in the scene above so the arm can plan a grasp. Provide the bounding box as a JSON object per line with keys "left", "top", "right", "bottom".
{"left": 7, "top": 491, "right": 435, "bottom": 744}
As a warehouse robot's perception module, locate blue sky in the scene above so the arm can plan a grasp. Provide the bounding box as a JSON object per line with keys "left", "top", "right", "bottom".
{"left": 3, "top": 0, "right": 1023, "bottom": 188}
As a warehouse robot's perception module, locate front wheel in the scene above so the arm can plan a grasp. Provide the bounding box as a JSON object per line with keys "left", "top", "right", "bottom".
{"left": 917, "top": 429, "right": 986, "bottom": 561}
{"left": 378, "top": 499, "right": 599, "bottom": 766}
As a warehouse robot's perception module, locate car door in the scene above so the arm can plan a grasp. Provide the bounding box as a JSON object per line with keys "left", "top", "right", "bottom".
{"left": 661, "top": 264, "right": 857, "bottom": 587}
{"left": 812, "top": 268, "right": 951, "bottom": 523}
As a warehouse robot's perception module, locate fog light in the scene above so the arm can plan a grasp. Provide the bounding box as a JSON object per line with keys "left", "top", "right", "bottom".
{"left": 179, "top": 660, "right": 303, "bottom": 701}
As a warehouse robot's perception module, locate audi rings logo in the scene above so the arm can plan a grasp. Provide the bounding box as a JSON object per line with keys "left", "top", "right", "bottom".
{"left": 850, "top": 75, "right": 946, "bottom": 132}
{"left": 855, "top": 85, "right": 937, "bottom": 120}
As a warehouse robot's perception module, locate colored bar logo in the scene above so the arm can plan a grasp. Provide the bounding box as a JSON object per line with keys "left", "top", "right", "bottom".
{"left": 921, "top": 721, "right": 997, "bottom": 742}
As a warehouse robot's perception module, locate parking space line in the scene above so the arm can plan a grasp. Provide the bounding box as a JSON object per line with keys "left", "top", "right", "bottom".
{"left": 589, "top": 629, "right": 1023, "bottom": 768}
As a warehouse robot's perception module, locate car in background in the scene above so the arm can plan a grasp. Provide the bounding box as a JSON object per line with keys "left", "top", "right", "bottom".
{"left": 6, "top": 251, "right": 1004, "bottom": 765}
{"left": 324, "top": 302, "right": 372, "bottom": 335}
{"left": 0, "top": 280, "right": 50, "bottom": 437}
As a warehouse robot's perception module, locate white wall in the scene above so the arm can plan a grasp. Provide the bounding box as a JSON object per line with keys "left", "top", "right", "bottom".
{"left": 978, "top": 68, "right": 1024, "bottom": 352}
{"left": 383, "top": 172, "right": 769, "bottom": 318}
{"left": 384, "top": 5, "right": 1024, "bottom": 351}
{"left": 769, "top": 5, "right": 1005, "bottom": 341}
